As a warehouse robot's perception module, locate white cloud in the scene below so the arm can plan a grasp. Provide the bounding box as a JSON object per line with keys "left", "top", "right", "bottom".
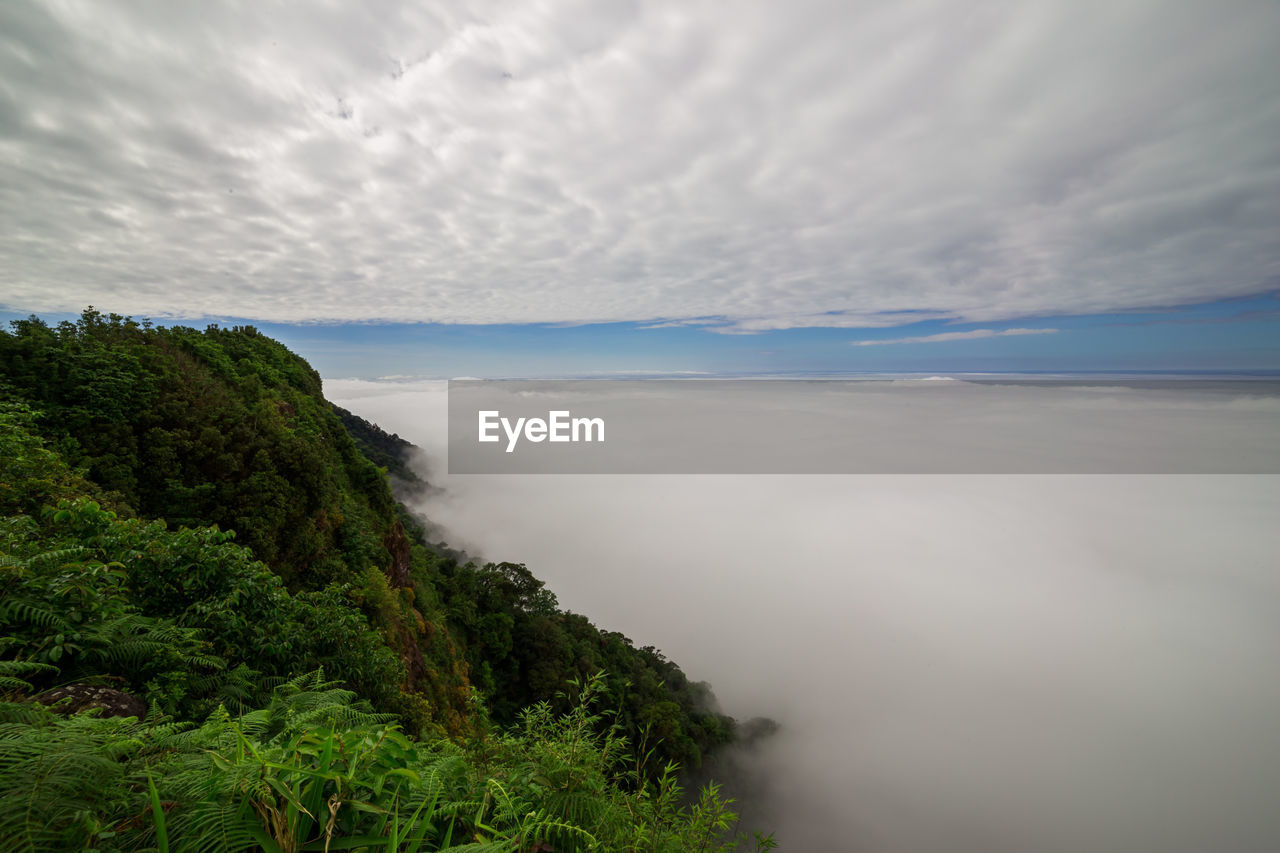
{"left": 1, "top": 0, "right": 1277, "bottom": 329}
{"left": 854, "top": 327, "right": 1059, "bottom": 345}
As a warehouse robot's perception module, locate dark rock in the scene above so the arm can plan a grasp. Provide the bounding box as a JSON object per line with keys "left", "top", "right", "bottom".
{"left": 35, "top": 684, "right": 148, "bottom": 718}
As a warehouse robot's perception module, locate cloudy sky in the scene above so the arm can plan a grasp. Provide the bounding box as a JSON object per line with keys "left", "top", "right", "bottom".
{"left": 3, "top": 0, "right": 1279, "bottom": 373}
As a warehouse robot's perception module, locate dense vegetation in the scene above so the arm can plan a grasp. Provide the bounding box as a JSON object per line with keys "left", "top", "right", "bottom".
{"left": 0, "top": 310, "right": 773, "bottom": 850}
{"left": 338, "top": 407, "right": 737, "bottom": 776}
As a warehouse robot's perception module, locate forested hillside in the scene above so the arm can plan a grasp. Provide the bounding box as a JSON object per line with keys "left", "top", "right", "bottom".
{"left": 0, "top": 309, "right": 773, "bottom": 851}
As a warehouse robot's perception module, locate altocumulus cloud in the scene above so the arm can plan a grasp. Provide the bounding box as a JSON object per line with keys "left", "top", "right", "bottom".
{"left": 1, "top": 0, "right": 1278, "bottom": 329}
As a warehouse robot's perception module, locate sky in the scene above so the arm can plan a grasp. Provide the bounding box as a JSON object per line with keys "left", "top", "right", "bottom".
{"left": 3, "top": 0, "right": 1279, "bottom": 375}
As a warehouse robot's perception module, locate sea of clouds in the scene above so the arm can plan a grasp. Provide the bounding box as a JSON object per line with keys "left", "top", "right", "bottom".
{"left": 330, "top": 378, "right": 1280, "bottom": 852}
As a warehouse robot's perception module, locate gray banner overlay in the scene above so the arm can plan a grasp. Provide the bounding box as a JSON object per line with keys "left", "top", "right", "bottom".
{"left": 447, "top": 379, "right": 1280, "bottom": 474}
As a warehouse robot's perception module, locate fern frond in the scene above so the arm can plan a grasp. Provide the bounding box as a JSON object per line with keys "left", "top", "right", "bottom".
{"left": 19, "top": 546, "right": 91, "bottom": 572}
{"left": 0, "top": 660, "right": 58, "bottom": 693}
{"left": 0, "top": 599, "right": 64, "bottom": 630}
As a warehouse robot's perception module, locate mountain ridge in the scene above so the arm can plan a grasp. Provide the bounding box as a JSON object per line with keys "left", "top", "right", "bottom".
{"left": 0, "top": 308, "right": 747, "bottom": 767}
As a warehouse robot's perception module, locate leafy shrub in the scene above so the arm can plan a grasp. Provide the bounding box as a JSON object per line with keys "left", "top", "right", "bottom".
{"left": 0, "top": 673, "right": 775, "bottom": 852}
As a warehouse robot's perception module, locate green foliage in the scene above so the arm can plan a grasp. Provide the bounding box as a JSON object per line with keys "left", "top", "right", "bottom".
{"left": 0, "top": 310, "right": 773, "bottom": 848}
{"left": 0, "top": 512, "right": 223, "bottom": 713}
{"left": 0, "top": 310, "right": 389, "bottom": 576}
{"left": 436, "top": 558, "right": 737, "bottom": 777}
{"left": 0, "top": 496, "right": 411, "bottom": 720}
{"left": 0, "top": 399, "right": 104, "bottom": 516}
{"left": 0, "top": 312, "right": 473, "bottom": 728}
{"left": 335, "top": 405, "right": 426, "bottom": 489}
{"left": 0, "top": 674, "right": 773, "bottom": 851}
{"left": 0, "top": 704, "right": 158, "bottom": 851}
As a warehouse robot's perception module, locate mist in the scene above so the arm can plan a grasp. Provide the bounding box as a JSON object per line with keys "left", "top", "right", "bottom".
{"left": 330, "top": 379, "right": 1280, "bottom": 852}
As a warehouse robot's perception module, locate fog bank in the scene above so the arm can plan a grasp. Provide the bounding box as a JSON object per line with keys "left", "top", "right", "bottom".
{"left": 330, "top": 379, "right": 1280, "bottom": 852}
